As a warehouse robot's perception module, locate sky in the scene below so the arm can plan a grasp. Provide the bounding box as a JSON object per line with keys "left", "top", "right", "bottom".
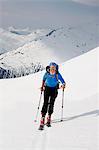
{"left": 0, "top": 0, "right": 99, "bottom": 29}
{"left": 72, "top": 0, "right": 99, "bottom": 6}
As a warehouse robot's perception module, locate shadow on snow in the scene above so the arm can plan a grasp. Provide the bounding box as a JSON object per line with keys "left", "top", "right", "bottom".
{"left": 52, "top": 109, "right": 99, "bottom": 124}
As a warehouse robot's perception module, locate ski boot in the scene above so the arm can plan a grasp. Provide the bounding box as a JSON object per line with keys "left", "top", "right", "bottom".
{"left": 46, "top": 115, "right": 51, "bottom": 127}
{"left": 38, "top": 116, "right": 45, "bottom": 130}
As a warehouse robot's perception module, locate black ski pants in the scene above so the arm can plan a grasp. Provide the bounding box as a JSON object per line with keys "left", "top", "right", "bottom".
{"left": 41, "top": 86, "right": 58, "bottom": 117}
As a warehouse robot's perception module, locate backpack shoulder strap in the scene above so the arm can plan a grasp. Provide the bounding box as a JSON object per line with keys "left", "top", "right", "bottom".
{"left": 56, "top": 73, "right": 59, "bottom": 81}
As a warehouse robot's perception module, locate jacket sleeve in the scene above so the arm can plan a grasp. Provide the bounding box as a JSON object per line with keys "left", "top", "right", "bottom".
{"left": 41, "top": 72, "right": 47, "bottom": 87}
{"left": 58, "top": 72, "right": 65, "bottom": 84}
{"left": 43, "top": 72, "right": 47, "bottom": 81}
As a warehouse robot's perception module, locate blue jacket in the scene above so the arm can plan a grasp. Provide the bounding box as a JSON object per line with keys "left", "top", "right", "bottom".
{"left": 43, "top": 72, "right": 65, "bottom": 87}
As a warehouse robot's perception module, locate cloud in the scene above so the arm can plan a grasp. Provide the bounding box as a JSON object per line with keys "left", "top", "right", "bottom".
{"left": 0, "top": 0, "right": 98, "bottom": 29}
{"left": 0, "top": 0, "right": 99, "bottom": 6}
{"left": 72, "top": 0, "right": 99, "bottom": 6}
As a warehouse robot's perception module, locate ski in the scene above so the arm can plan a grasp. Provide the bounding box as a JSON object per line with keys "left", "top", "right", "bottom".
{"left": 38, "top": 125, "right": 44, "bottom": 130}
{"left": 38, "top": 118, "right": 67, "bottom": 130}
{"left": 38, "top": 122, "right": 51, "bottom": 130}
{"left": 46, "top": 122, "right": 51, "bottom": 127}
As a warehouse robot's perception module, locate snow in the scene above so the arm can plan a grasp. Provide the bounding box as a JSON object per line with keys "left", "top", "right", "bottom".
{"left": 0, "top": 21, "right": 99, "bottom": 78}
{"left": 0, "top": 27, "right": 51, "bottom": 54}
{"left": 0, "top": 47, "right": 99, "bottom": 150}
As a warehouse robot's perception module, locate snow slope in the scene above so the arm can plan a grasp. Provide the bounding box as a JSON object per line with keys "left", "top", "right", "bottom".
{"left": 0, "top": 27, "right": 51, "bottom": 54}
{"left": 0, "top": 47, "right": 98, "bottom": 150}
{"left": 0, "top": 21, "right": 99, "bottom": 78}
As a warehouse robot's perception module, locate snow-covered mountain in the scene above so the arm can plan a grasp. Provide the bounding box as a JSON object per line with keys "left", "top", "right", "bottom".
{"left": 0, "top": 21, "right": 99, "bottom": 78}
{"left": 0, "top": 47, "right": 98, "bottom": 150}
{"left": 0, "top": 27, "right": 51, "bottom": 54}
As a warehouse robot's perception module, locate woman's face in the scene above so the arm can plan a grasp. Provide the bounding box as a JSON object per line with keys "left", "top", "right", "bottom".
{"left": 50, "top": 66, "right": 56, "bottom": 75}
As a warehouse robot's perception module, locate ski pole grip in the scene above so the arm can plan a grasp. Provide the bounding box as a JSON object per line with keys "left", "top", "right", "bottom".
{"left": 63, "top": 88, "right": 64, "bottom": 91}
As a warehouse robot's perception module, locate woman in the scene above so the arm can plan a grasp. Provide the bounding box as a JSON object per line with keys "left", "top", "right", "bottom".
{"left": 39, "top": 62, "right": 66, "bottom": 130}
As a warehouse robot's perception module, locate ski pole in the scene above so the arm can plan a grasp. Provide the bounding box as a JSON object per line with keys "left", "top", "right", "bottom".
{"left": 61, "top": 88, "right": 65, "bottom": 122}
{"left": 34, "top": 91, "right": 43, "bottom": 122}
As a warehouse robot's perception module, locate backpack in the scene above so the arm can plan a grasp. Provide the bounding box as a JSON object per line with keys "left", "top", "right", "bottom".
{"left": 46, "top": 63, "right": 60, "bottom": 89}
